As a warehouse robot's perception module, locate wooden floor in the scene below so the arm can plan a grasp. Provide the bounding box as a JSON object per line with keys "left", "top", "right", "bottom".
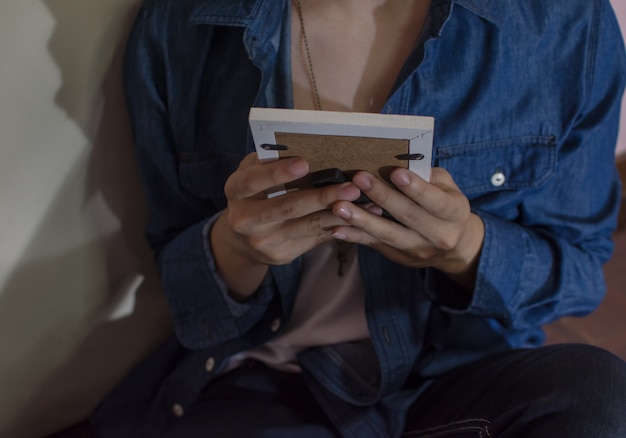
{"left": 544, "top": 228, "right": 626, "bottom": 360}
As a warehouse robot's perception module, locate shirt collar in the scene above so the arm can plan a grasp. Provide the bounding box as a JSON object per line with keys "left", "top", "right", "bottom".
{"left": 453, "top": 0, "right": 503, "bottom": 25}
{"left": 188, "top": 0, "right": 262, "bottom": 26}
{"left": 188, "top": 0, "right": 502, "bottom": 27}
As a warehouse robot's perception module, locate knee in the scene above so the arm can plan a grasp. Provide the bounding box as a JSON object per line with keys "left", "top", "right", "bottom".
{"left": 541, "top": 344, "right": 626, "bottom": 433}
{"left": 548, "top": 343, "right": 626, "bottom": 392}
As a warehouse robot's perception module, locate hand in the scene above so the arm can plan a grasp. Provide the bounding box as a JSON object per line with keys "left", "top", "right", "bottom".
{"left": 211, "top": 153, "right": 361, "bottom": 299}
{"left": 331, "top": 167, "right": 485, "bottom": 289}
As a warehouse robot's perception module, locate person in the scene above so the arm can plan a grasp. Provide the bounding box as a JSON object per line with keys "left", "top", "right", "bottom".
{"left": 92, "top": 0, "right": 626, "bottom": 436}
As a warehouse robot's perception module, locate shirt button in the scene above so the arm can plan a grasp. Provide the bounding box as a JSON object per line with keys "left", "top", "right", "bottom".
{"left": 205, "top": 357, "right": 215, "bottom": 373}
{"left": 270, "top": 318, "right": 281, "bottom": 332}
{"left": 172, "top": 403, "right": 184, "bottom": 418}
{"left": 490, "top": 171, "right": 506, "bottom": 187}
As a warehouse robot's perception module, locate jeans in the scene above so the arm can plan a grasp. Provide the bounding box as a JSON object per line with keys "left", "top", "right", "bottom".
{"left": 403, "top": 344, "right": 626, "bottom": 437}
{"left": 161, "top": 344, "right": 626, "bottom": 437}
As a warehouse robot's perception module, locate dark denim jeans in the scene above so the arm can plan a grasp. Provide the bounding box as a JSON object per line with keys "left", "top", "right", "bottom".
{"left": 159, "top": 344, "right": 626, "bottom": 437}
{"left": 403, "top": 344, "right": 626, "bottom": 437}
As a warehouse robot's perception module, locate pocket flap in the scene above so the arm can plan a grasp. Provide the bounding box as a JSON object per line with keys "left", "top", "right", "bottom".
{"left": 436, "top": 136, "right": 556, "bottom": 197}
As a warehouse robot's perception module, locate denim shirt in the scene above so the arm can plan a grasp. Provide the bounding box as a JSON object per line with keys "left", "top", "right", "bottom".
{"left": 93, "top": 0, "right": 626, "bottom": 436}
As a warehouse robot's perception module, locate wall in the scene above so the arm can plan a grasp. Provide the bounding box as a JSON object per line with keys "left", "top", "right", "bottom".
{"left": 0, "top": 2, "right": 624, "bottom": 438}
{"left": 615, "top": 0, "right": 626, "bottom": 156}
{"left": 0, "top": 1, "right": 171, "bottom": 437}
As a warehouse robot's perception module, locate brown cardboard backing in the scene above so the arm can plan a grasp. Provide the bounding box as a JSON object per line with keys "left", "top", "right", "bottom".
{"left": 274, "top": 132, "right": 409, "bottom": 176}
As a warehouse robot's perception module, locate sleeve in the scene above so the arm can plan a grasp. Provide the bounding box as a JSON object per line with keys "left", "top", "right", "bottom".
{"left": 426, "top": 1, "right": 626, "bottom": 330}
{"left": 123, "top": 4, "right": 279, "bottom": 350}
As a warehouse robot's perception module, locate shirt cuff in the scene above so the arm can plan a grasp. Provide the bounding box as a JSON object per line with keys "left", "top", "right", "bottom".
{"left": 201, "top": 212, "right": 276, "bottom": 318}
{"left": 426, "top": 210, "right": 524, "bottom": 323}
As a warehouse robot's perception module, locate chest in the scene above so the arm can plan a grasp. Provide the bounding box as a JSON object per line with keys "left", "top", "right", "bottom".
{"left": 176, "top": 5, "right": 578, "bottom": 218}
{"left": 290, "top": 1, "right": 431, "bottom": 112}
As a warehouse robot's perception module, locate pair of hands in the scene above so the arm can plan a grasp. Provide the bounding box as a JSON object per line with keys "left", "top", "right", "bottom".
{"left": 210, "top": 153, "right": 484, "bottom": 299}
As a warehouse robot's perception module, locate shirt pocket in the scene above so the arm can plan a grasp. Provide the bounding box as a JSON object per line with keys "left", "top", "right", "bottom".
{"left": 435, "top": 135, "right": 556, "bottom": 200}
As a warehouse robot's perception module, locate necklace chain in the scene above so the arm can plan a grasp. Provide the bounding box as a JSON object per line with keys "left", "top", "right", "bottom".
{"left": 294, "top": 0, "right": 354, "bottom": 276}
{"left": 294, "top": 0, "right": 323, "bottom": 111}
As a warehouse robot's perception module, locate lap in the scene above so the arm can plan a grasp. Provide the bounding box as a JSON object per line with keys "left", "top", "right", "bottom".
{"left": 160, "top": 360, "right": 341, "bottom": 438}
{"left": 157, "top": 344, "right": 626, "bottom": 437}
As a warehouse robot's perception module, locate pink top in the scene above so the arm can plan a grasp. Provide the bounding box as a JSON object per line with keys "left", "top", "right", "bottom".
{"left": 227, "top": 241, "right": 370, "bottom": 373}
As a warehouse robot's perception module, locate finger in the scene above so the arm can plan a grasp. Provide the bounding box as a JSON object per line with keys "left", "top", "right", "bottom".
{"left": 331, "top": 202, "right": 462, "bottom": 265}
{"left": 332, "top": 200, "right": 422, "bottom": 250}
{"left": 243, "top": 211, "right": 345, "bottom": 265}
{"left": 389, "top": 167, "right": 468, "bottom": 221}
{"left": 236, "top": 182, "right": 361, "bottom": 229}
{"left": 237, "top": 152, "right": 260, "bottom": 170}
{"left": 353, "top": 171, "right": 471, "bottom": 248}
{"left": 261, "top": 232, "right": 338, "bottom": 265}
{"left": 225, "top": 156, "right": 310, "bottom": 200}
{"left": 351, "top": 169, "right": 467, "bottom": 224}
{"left": 350, "top": 171, "right": 433, "bottom": 229}
{"left": 428, "top": 167, "right": 460, "bottom": 190}
{"left": 248, "top": 211, "right": 347, "bottom": 260}
{"left": 363, "top": 203, "right": 384, "bottom": 216}
{"left": 281, "top": 209, "right": 351, "bottom": 240}
{"left": 355, "top": 169, "right": 473, "bottom": 252}
{"left": 331, "top": 223, "right": 425, "bottom": 266}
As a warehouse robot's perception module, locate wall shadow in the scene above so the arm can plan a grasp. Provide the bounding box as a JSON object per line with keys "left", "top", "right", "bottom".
{"left": 0, "top": 1, "right": 173, "bottom": 437}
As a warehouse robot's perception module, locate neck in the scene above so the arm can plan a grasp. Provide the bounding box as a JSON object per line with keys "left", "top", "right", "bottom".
{"left": 291, "top": 0, "right": 431, "bottom": 112}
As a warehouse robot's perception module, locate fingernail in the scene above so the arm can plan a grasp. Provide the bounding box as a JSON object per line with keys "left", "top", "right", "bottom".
{"left": 338, "top": 183, "right": 360, "bottom": 201}
{"left": 353, "top": 173, "right": 372, "bottom": 191}
{"left": 332, "top": 231, "right": 347, "bottom": 240}
{"left": 289, "top": 159, "right": 309, "bottom": 177}
{"left": 335, "top": 205, "right": 352, "bottom": 219}
{"left": 392, "top": 169, "right": 411, "bottom": 186}
{"left": 366, "top": 205, "right": 384, "bottom": 216}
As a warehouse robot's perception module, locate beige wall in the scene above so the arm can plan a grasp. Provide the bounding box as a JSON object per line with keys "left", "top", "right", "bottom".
{"left": 0, "top": 1, "right": 624, "bottom": 437}
{"left": 614, "top": 0, "right": 626, "bottom": 156}
{"left": 0, "top": 1, "right": 171, "bottom": 437}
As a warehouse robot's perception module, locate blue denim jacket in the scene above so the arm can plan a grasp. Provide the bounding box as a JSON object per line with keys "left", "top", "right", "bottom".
{"left": 93, "top": 0, "right": 626, "bottom": 436}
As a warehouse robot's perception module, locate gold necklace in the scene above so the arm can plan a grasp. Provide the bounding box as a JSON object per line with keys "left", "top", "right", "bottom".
{"left": 294, "top": 0, "right": 353, "bottom": 276}
{"left": 294, "top": 0, "right": 323, "bottom": 111}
